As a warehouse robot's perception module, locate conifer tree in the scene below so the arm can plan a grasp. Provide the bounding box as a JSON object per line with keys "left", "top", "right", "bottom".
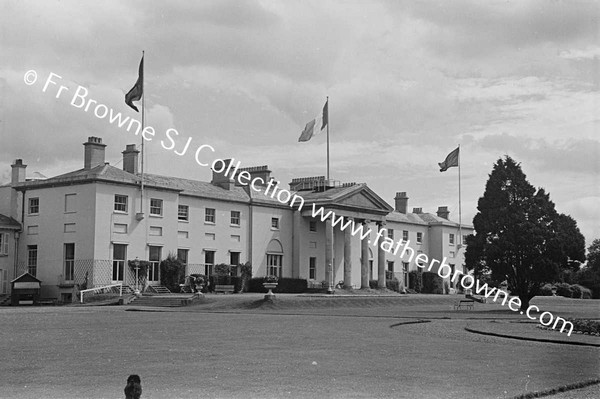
{"left": 465, "top": 156, "right": 584, "bottom": 309}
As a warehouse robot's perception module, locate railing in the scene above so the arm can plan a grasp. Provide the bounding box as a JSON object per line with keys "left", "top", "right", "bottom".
{"left": 80, "top": 283, "right": 123, "bottom": 303}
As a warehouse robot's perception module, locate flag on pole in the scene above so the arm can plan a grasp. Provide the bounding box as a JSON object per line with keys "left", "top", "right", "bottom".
{"left": 125, "top": 56, "right": 144, "bottom": 112}
{"left": 438, "top": 146, "right": 459, "bottom": 172}
{"left": 298, "top": 100, "right": 328, "bottom": 142}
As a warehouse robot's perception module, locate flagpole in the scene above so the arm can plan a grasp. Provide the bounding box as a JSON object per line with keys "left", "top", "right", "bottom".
{"left": 140, "top": 50, "right": 145, "bottom": 214}
{"left": 326, "top": 96, "right": 330, "bottom": 184}
{"left": 458, "top": 144, "right": 462, "bottom": 247}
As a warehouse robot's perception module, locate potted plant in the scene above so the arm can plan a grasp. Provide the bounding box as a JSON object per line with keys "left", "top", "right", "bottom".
{"left": 263, "top": 275, "right": 278, "bottom": 298}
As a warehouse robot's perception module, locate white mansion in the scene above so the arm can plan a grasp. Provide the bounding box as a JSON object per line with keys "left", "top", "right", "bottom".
{"left": 0, "top": 137, "right": 472, "bottom": 302}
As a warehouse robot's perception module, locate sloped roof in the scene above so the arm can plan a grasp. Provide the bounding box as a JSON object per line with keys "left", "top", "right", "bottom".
{"left": 144, "top": 174, "right": 250, "bottom": 203}
{"left": 301, "top": 183, "right": 393, "bottom": 214}
{"left": 386, "top": 210, "right": 428, "bottom": 225}
{"left": 416, "top": 212, "right": 473, "bottom": 229}
{"left": 0, "top": 214, "right": 21, "bottom": 229}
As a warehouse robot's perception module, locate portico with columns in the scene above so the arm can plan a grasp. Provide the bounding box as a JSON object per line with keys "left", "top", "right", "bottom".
{"left": 297, "top": 183, "right": 393, "bottom": 289}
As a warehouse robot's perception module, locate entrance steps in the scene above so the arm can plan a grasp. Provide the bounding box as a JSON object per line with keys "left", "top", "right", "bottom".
{"left": 128, "top": 293, "right": 196, "bottom": 307}
{"left": 146, "top": 285, "right": 171, "bottom": 294}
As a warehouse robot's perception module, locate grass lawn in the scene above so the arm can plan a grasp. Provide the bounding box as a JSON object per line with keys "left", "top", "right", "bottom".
{"left": 0, "top": 295, "right": 598, "bottom": 398}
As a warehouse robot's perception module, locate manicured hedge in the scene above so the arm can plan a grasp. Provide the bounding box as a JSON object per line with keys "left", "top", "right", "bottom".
{"left": 408, "top": 270, "right": 422, "bottom": 293}
{"left": 422, "top": 272, "right": 444, "bottom": 294}
{"left": 248, "top": 278, "right": 308, "bottom": 293}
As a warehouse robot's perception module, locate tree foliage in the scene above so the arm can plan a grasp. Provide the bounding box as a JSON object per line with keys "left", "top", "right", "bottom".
{"left": 159, "top": 253, "right": 185, "bottom": 292}
{"left": 465, "top": 156, "right": 586, "bottom": 309}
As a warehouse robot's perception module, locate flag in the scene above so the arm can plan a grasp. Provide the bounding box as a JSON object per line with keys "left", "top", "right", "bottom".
{"left": 438, "top": 146, "right": 459, "bottom": 172}
{"left": 125, "top": 56, "right": 144, "bottom": 112}
{"left": 298, "top": 100, "right": 328, "bottom": 142}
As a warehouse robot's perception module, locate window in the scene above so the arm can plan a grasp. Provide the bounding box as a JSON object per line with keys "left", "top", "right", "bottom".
{"left": 27, "top": 245, "right": 38, "bottom": 277}
{"left": 204, "top": 250, "right": 215, "bottom": 276}
{"left": 403, "top": 262, "right": 409, "bottom": 288}
{"left": 27, "top": 225, "right": 38, "bottom": 235}
{"left": 416, "top": 232, "right": 423, "bottom": 244}
{"left": 114, "top": 195, "right": 128, "bottom": 213}
{"left": 402, "top": 230, "right": 409, "bottom": 243}
{"left": 388, "top": 261, "right": 394, "bottom": 273}
{"left": 449, "top": 251, "right": 456, "bottom": 258}
{"left": 0, "top": 233, "right": 9, "bottom": 255}
{"left": 309, "top": 241, "right": 317, "bottom": 249}
{"left": 267, "top": 254, "right": 283, "bottom": 277}
{"left": 387, "top": 229, "right": 394, "bottom": 239}
{"left": 230, "top": 252, "right": 240, "bottom": 266}
{"left": 309, "top": 257, "right": 317, "bottom": 280}
{"left": 178, "top": 205, "right": 189, "bottom": 221}
{"left": 231, "top": 234, "right": 241, "bottom": 242}
{"left": 271, "top": 217, "right": 279, "bottom": 230}
{"left": 231, "top": 211, "right": 240, "bottom": 226}
{"left": 449, "top": 264, "right": 455, "bottom": 288}
{"left": 148, "top": 246, "right": 161, "bottom": 281}
{"left": 309, "top": 221, "right": 317, "bottom": 232}
{"left": 449, "top": 233, "right": 455, "bottom": 245}
{"left": 64, "top": 194, "right": 76, "bottom": 213}
{"left": 205, "top": 208, "right": 216, "bottom": 223}
{"left": 28, "top": 198, "right": 39, "bottom": 215}
{"left": 416, "top": 251, "right": 425, "bottom": 266}
{"left": 112, "top": 244, "right": 126, "bottom": 281}
{"left": 463, "top": 235, "right": 468, "bottom": 246}
{"left": 178, "top": 231, "right": 189, "bottom": 239}
{"left": 149, "top": 226, "right": 163, "bottom": 236}
{"left": 150, "top": 198, "right": 163, "bottom": 216}
{"left": 177, "top": 249, "right": 189, "bottom": 266}
{"left": 205, "top": 233, "right": 216, "bottom": 240}
{"left": 64, "top": 243, "right": 75, "bottom": 281}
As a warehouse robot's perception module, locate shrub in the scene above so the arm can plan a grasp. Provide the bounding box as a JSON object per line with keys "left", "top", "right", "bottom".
{"left": 422, "top": 272, "right": 444, "bottom": 294}
{"left": 239, "top": 262, "right": 252, "bottom": 292}
{"left": 248, "top": 277, "right": 307, "bottom": 293}
{"left": 555, "top": 282, "right": 573, "bottom": 298}
{"left": 159, "top": 254, "right": 185, "bottom": 293}
{"left": 386, "top": 278, "right": 400, "bottom": 292}
{"left": 369, "top": 279, "right": 378, "bottom": 289}
{"left": 568, "top": 319, "right": 600, "bottom": 335}
{"left": 408, "top": 271, "right": 422, "bottom": 293}
{"left": 572, "top": 284, "right": 592, "bottom": 299}
{"left": 539, "top": 283, "right": 555, "bottom": 296}
{"left": 570, "top": 284, "right": 582, "bottom": 299}
{"left": 214, "top": 263, "right": 233, "bottom": 277}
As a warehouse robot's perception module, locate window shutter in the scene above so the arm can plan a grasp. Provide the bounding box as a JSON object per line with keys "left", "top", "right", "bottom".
{"left": 2, "top": 269, "right": 6, "bottom": 294}
{"left": 2, "top": 233, "right": 8, "bottom": 255}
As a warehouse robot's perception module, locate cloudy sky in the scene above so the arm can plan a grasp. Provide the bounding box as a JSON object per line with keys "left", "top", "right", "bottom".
{"left": 1, "top": 0, "right": 598, "bottom": 246}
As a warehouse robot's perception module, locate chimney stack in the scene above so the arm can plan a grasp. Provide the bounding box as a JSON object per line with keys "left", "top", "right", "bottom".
{"left": 10, "top": 159, "right": 27, "bottom": 220}
{"left": 394, "top": 192, "right": 408, "bottom": 214}
{"left": 83, "top": 136, "right": 106, "bottom": 169}
{"left": 122, "top": 144, "right": 139, "bottom": 175}
{"left": 436, "top": 206, "right": 450, "bottom": 220}
{"left": 211, "top": 159, "right": 235, "bottom": 190}
{"left": 412, "top": 207, "right": 423, "bottom": 214}
{"left": 11, "top": 159, "right": 27, "bottom": 185}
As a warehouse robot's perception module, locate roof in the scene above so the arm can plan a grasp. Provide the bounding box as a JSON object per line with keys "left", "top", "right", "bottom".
{"left": 13, "top": 164, "right": 176, "bottom": 192}
{"left": 144, "top": 174, "right": 250, "bottom": 203}
{"left": 0, "top": 214, "right": 21, "bottom": 230}
{"left": 386, "top": 210, "right": 428, "bottom": 225}
{"left": 417, "top": 212, "right": 473, "bottom": 229}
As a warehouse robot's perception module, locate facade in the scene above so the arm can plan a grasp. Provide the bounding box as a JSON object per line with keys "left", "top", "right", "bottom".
{"left": 0, "top": 137, "right": 473, "bottom": 300}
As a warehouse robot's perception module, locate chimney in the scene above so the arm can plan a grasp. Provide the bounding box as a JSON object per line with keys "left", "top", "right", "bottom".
{"left": 237, "top": 165, "right": 272, "bottom": 187}
{"left": 11, "top": 159, "right": 27, "bottom": 185}
{"left": 437, "top": 206, "right": 450, "bottom": 220}
{"left": 394, "top": 192, "right": 408, "bottom": 214}
{"left": 122, "top": 144, "right": 139, "bottom": 174}
{"left": 83, "top": 136, "right": 106, "bottom": 169}
{"left": 412, "top": 207, "right": 423, "bottom": 214}
{"left": 10, "top": 159, "right": 27, "bottom": 220}
{"left": 211, "top": 159, "right": 235, "bottom": 190}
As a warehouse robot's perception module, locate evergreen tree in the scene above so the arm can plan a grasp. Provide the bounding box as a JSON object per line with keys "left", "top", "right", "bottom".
{"left": 465, "top": 156, "right": 583, "bottom": 309}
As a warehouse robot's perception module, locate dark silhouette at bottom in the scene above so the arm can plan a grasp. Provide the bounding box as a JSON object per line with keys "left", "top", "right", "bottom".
{"left": 124, "top": 374, "right": 142, "bottom": 399}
